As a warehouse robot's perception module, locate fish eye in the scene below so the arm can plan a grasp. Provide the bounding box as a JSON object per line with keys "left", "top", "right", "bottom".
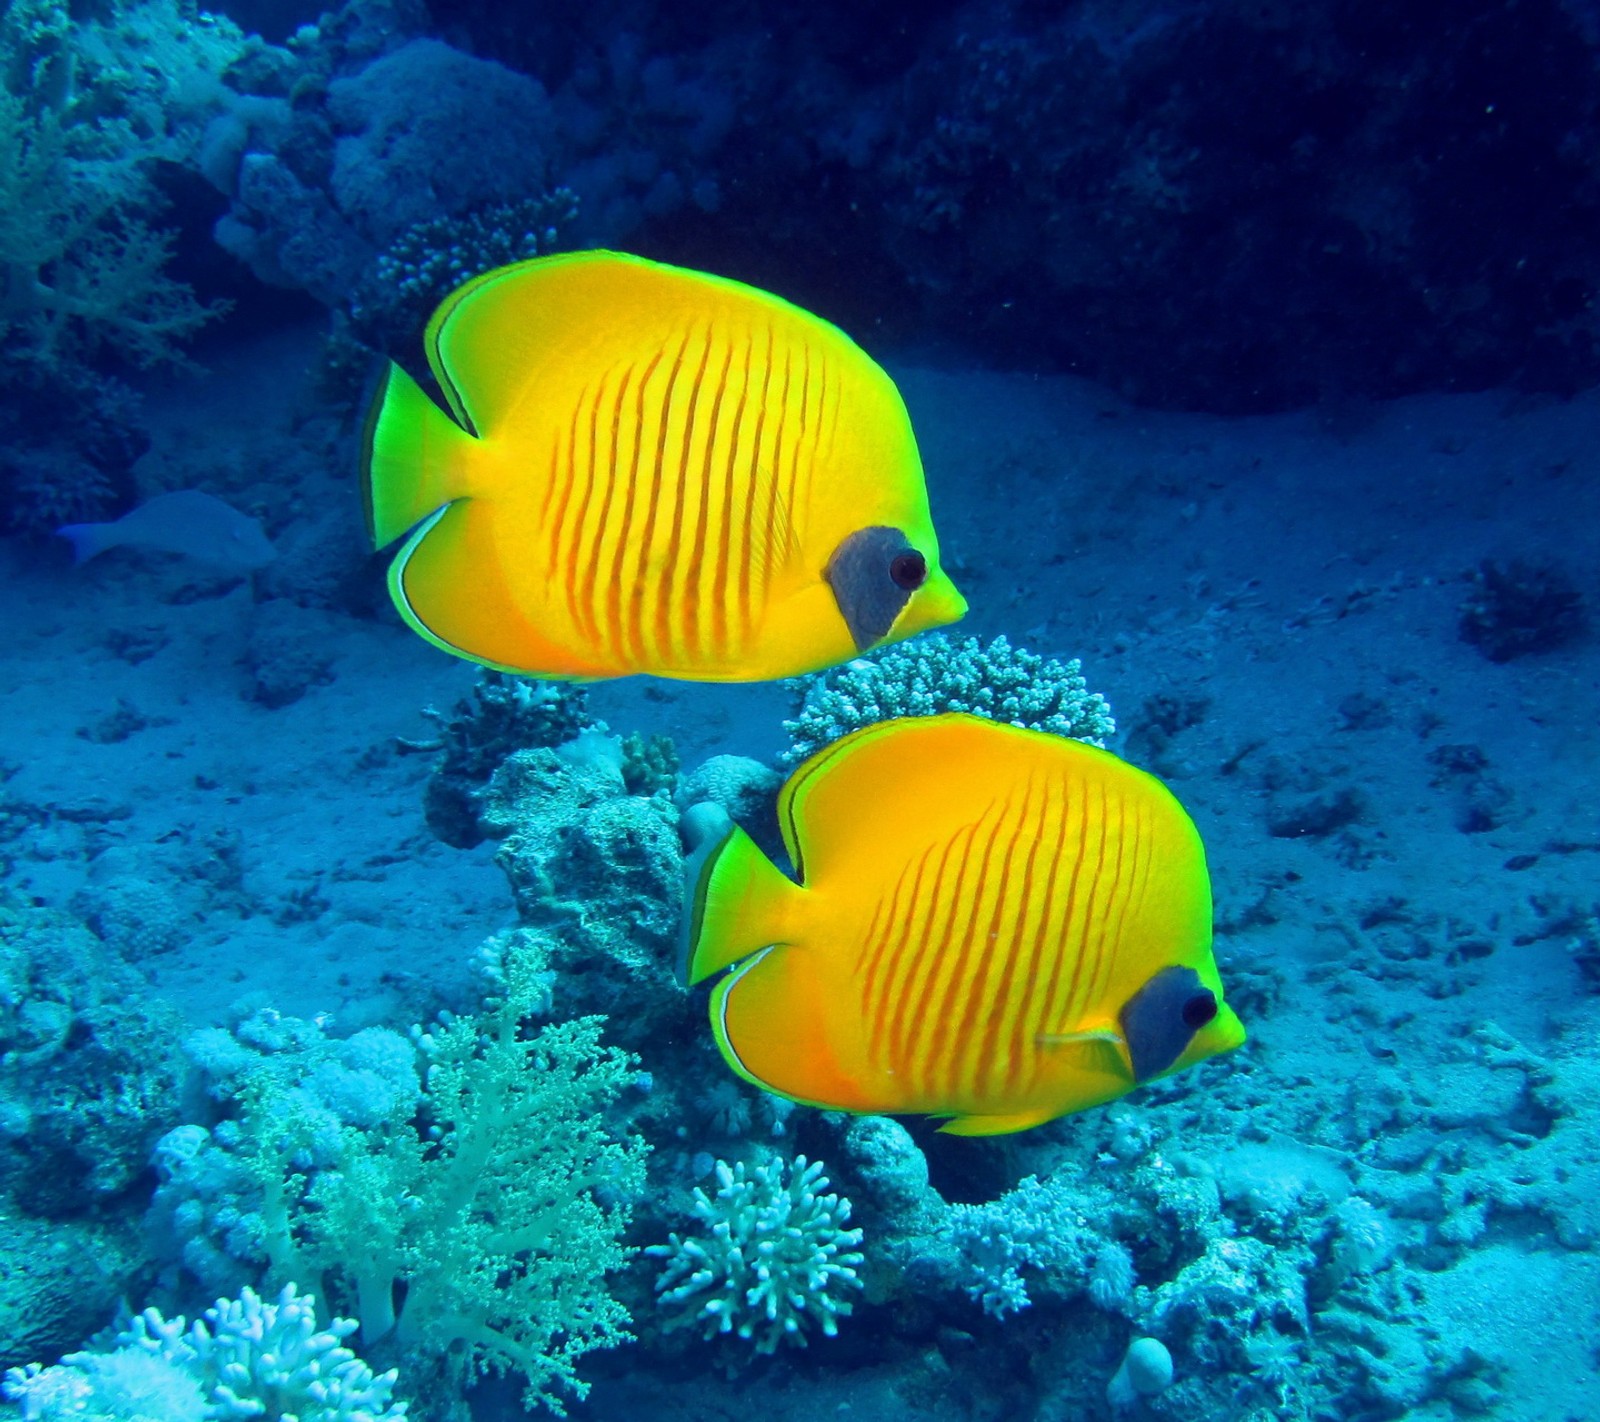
{"left": 889, "top": 549, "right": 927, "bottom": 590}
{"left": 1181, "top": 991, "right": 1218, "bottom": 1029}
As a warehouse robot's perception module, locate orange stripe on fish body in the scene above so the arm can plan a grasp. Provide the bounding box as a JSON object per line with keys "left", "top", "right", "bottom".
{"left": 685, "top": 714, "right": 1247, "bottom": 1136}
{"left": 360, "top": 251, "right": 967, "bottom": 682}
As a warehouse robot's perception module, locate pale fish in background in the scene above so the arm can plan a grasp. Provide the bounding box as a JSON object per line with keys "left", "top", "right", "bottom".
{"left": 57, "top": 490, "right": 277, "bottom": 570}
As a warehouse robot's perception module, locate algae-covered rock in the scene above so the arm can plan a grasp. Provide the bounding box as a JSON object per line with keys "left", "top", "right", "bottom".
{"left": 480, "top": 747, "right": 689, "bottom": 1042}
{"left": 0, "top": 1208, "right": 147, "bottom": 1372}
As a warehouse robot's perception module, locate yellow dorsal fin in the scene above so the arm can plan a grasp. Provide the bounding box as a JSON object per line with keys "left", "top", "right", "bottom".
{"left": 426, "top": 250, "right": 774, "bottom": 438}
{"left": 421, "top": 253, "right": 615, "bottom": 436}
{"left": 774, "top": 714, "right": 1087, "bottom": 886}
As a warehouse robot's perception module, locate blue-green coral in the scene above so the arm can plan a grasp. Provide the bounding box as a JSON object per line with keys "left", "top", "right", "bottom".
{"left": 0, "top": 896, "right": 184, "bottom": 1216}
{"left": 782, "top": 633, "right": 1115, "bottom": 765}
{"left": 477, "top": 743, "right": 686, "bottom": 1033}
{"left": 414, "top": 670, "right": 593, "bottom": 848}
{"left": 295, "top": 1012, "right": 645, "bottom": 1413}
{"left": 149, "top": 964, "right": 648, "bottom": 1413}
{"left": 0, "top": 0, "right": 238, "bottom": 371}
{"left": 947, "top": 1170, "right": 1112, "bottom": 1320}
{"left": 647, "top": 1155, "right": 864, "bottom": 1357}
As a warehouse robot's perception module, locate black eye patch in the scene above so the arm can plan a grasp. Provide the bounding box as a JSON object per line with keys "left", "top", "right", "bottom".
{"left": 1121, "top": 967, "right": 1219, "bottom": 1082}
{"left": 825, "top": 526, "right": 928, "bottom": 650}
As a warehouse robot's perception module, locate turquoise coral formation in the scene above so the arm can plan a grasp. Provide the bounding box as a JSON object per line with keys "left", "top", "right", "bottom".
{"left": 146, "top": 984, "right": 647, "bottom": 1414}
{"left": 647, "top": 1156, "right": 865, "bottom": 1357}
{"left": 476, "top": 742, "right": 687, "bottom": 1044}
{"left": 0, "top": 896, "right": 184, "bottom": 1216}
{"left": 411, "top": 670, "right": 592, "bottom": 849}
{"left": 0, "top": 0, "right": 237, "bottom": 372}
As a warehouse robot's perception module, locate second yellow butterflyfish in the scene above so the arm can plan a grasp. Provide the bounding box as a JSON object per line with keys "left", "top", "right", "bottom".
{"left": 685, "top": 714, "right": 1246, "bottom": 1136}
{"left": 361, "top": 250, "right": 967, "bottom": 681}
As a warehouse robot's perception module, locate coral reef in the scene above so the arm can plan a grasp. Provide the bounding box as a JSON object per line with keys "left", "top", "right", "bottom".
{"left": 0, "top": 1, "right": 236, "bottom": 374}
{"left": 0, "top": 1208, "right": 147, "bottom": 1375}
{"left": 214, "top": 33, "right": 562, "bottom": 307}
{"left": 4, "top": 1282, "right": 409, "bottom": 1421}
{"left": 783, "top": 633, "right": 1115, "bottom": 765}
{"left": 674, "top": 754, "right": 783, "bottom": 859}
{"left": 477, "top": 742, "right": 688, "bottom": 1044}
{"left": 414, "top": 0, "right": 1600, "bottom": 409}
{"left": 9, "top": 0, "right": 1597, "bottom": 432}
{"left": 149, "top": 977, "right": 648, "bottom": 1414}
{"left": 407, "top": 671, "right": 591, "bottom": 849}
{"left": 1108, "top": 1336, "right": 1173, "bottom": 1410}
{"left": 0, "top": 896, "right": 184, "bottom": 1217}
{"left": 1458, "top": 557, "right": 1587, "bottom": 662}
{"left": 647, "top": 1155, "right": 864, "bottom": 1358}
{"left": 147, "top": 1006, "right": 424, "bottom": 1299}
{"left": 0, "top": 0, "right": 232, "bottom": 535}
{"left": 619, "top": 731, "right": 679, "bottom": 798}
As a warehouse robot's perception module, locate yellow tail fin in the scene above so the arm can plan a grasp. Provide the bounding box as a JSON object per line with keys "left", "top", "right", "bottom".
{"left": 361, "top": 361, "right": 480, "bottom": 549}
{"left": 684, "top": 825, "right": 806, "bottom": 985}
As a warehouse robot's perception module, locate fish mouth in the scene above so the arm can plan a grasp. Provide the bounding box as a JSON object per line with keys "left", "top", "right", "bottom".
{"left": 904, "top": 570, "right": 968, "bottom": 635}
{"left": 879, "top": 567, "right": 966, "bottom": 648}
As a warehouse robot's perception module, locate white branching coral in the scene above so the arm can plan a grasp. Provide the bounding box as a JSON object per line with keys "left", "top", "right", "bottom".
{"left": 3, "top": 1283, "right": 408, "bottom": 1421}
{"left": 647, "top": 1155, "right": 865, "bottom": 1356}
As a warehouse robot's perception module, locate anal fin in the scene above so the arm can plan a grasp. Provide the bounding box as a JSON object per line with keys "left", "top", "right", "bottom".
{"left": 937, "top": 1107, "right": 1064, "bottom": 1137}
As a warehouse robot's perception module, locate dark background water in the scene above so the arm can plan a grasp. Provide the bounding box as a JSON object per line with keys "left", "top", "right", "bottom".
{"left": 199, "top": 0, "right": 1600, "bottom": 411}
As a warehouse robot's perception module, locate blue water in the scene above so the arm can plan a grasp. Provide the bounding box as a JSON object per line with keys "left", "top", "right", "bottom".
{"left": 2, "top": 3, "right": 1597, "bottom": 1420}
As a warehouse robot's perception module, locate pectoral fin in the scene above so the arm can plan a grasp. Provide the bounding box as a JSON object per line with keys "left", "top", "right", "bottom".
{"left": 1037, "top": 1027, "right": 1133, "bottom": 1082}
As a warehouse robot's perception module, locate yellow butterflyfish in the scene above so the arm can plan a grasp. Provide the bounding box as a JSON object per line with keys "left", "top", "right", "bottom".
{"left": 361, "top": 250, "right": 966, "bottom": 681}
{"left": 685, "top": 714, "right": 1245, "bottom": 1136}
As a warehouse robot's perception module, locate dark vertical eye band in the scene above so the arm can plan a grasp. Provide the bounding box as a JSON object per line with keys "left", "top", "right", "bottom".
{"left": 1120, "top": 966, "right": 1218, "bottom": 1082}
{"left": 825, "top": 526, "right": 927, "bottom": 650}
